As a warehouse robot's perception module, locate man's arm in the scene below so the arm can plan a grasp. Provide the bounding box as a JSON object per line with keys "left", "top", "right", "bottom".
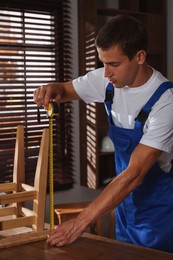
{"left": 33, "top": 81, "right": 81, "bottom": 107}
{"left": 47, "top": 143, "right": 162, "bottom": 247}
{"left": 83, "top": 143, "right": 162, "bottom": 221}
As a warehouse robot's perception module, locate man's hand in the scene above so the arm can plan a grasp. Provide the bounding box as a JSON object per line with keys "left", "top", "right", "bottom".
{"left": 33, "top": 83, "right": 64, "bottom": 108}
{"left": 46, "top": 217, "right": 87, "bottom": 247}
{"left": 33, "top": 81, "right": 80, "bottom": 108}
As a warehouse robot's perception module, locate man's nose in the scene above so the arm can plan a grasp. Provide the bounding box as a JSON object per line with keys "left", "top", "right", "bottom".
{"left": 104, "top": 65, "right": 113, "bottom": 78}
{"left": 104, "top": 65, "right": 109, "bottom": 77}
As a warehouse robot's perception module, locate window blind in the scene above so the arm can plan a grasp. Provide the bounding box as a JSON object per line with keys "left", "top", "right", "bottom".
{"left": 0, "top": 0, "right": 74, "bottom": 190}
{"left": 77, "top": 0, "right": 99, "bottom": 188}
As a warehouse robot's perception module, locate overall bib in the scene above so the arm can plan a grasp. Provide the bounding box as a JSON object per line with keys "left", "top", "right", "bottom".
{"left": 105, "top": 81, "right": 173, "bottom": 253}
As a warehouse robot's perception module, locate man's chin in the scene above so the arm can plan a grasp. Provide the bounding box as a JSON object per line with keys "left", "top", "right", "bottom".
{"left": 114, "top": 83, "right": 126, "bottom": 88}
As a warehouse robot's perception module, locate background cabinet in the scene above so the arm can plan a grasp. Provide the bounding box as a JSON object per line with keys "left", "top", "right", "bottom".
{"left": 78, "top": 0, "right": 167, "bottom": 189}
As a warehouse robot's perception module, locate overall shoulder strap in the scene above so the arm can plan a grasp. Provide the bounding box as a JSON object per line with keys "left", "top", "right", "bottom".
{"left": 104, "top": 82, "right": 114, "bottom": 113}
{"left": 135, "top": 81, "right": 173, "bottom": 124}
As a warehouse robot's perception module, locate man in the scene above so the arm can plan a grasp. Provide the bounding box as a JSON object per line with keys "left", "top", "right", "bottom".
{"left": 34, "top": 15, "right": 173, "bottom": 253}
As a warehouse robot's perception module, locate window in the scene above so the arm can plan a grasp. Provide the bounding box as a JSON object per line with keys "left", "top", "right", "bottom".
{"left": 0, "top": 0, "right": 74, "bottom": 190}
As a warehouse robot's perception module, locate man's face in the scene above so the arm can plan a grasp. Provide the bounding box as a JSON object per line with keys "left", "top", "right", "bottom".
{"left": 97, "top": 45, "right": 144, "bottom": 88}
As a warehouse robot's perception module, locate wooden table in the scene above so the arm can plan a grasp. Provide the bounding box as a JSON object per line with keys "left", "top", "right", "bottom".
{"left": 1, "top": 233, "right": 173, "bottom": 260}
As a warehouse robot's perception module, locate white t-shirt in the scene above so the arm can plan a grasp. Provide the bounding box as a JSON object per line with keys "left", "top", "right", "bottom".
{"left": 72, "top": 67, "right": 173, "bottom": 172}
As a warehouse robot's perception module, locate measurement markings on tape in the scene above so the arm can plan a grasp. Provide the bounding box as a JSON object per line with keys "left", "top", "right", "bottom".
{"left": 47, "top": 102, "right": 60, "bottom": 230}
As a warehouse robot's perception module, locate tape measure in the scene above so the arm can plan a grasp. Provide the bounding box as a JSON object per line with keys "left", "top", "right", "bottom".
{"left": 47, "top": 101, "right": 60, "bottom": 230}
{"left": 47, "top": 102, "right": 60, "bottom": 118}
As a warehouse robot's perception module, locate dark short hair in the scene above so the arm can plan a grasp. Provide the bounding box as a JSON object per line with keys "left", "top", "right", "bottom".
{"left": 95, "top": 15, "right": 148, "bottom": 60}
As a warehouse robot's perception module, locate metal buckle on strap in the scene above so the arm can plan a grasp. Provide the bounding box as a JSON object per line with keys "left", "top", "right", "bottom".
{"left": 105, "top": 90, "right": 114, "bottom": 104}
{"left": 135, "top": 110, "right": 149, "bottom": 124}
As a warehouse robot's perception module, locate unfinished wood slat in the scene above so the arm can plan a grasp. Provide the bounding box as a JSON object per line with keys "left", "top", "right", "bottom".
{"left": 21, "top": 207, "right": 35, "bottom": 217}
{"left": 13, "top": 124, "right": 25, "bottom": 191}
{"left": 12, "top": 125, "right": 25, "bottom": 217}
{"left": 0, "top": 190, "right": 37, "bottom": 205}
{"left": 33, "top": 128, "right": 49, "bottom": 232}
{"left": 0, "top": 206, "right": 16, "bottom": 217}
{"left": 0, "top": 215, "right": 36, "bottom": 230}
{"left": 0, "top": 183, "right": 17, "bottom": 193}
{"left": 22, "top": 183, "right": 35, "bottom": 191}
{"left": 0, "top": 229, "right": 49, "bottom": 249}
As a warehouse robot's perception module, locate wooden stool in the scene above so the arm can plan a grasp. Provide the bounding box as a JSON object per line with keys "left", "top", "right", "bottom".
{"left": 0, "top": 125, "right": 49, "bottom": 248}
{"left": 54, "top": 201, "right": 115, "bottom": 238}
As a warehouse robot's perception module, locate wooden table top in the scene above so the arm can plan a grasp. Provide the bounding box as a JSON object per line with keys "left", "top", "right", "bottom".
{"left": 1, "top": 232, "right": 173, "bottom": 260}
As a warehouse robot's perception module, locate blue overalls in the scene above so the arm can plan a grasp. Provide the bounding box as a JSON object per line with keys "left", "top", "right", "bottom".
{"left": 105, "top": 81, "right": 173, "bottom": 253}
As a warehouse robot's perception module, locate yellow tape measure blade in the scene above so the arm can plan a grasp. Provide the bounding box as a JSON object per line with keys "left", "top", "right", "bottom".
{"left": 49, "top": 117, "right": 54, "bottom": 230}
{"left": 47, "top": 101, "right": 59, "bottom": 230}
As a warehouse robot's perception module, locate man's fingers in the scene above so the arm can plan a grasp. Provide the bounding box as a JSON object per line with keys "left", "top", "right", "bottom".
{"left": 34, "top": 85, "right": 50, "bottom": 107}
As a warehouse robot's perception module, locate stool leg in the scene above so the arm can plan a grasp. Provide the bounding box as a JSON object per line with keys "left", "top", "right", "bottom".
{"left": 89, "top": 219, "right": 103, "bottom": 236}
{"left": 57, "top": 214, "right": 62, "bottom": 225}
{"left": 96, "top": 218, "right": 104, "bottom": 236}
{"left": 108, "top": 210, "right": 115, "bottom": 238}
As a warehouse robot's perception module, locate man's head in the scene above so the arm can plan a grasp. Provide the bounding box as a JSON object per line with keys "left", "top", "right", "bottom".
{"left": 95, "top": 15, "right": 148, "bottom": 61}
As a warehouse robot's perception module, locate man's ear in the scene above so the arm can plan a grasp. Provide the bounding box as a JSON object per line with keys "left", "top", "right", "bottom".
{"left": 136, "top": 50, "right": 146, "bottom": 65}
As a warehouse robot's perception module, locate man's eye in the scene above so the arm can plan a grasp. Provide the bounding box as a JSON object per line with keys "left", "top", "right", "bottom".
{"left": 111, "top": 64, "right": 119, "bottom": 67}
